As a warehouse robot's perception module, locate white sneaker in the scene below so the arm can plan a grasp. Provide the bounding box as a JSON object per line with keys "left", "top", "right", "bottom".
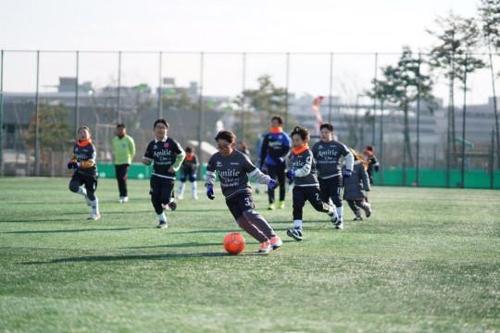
{"left": 328, "top": 211, "right": 338, "bottom": 224}
{"left": 87, "top": 212, "right": 101, "bottom": 220}
{"left": 258, "top": 241, "right": 272, "bottom": 254}
{"left": 178, "top": 195, "right": 184, "bottom": 200}
{"left": 335, "top": 220, "right": 344, "bottom": 230}
{"left": 157, "top": 221, "right": 168, "bottom": 229}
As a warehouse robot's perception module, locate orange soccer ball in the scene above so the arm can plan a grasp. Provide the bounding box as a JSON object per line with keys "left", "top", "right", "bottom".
{"left": 223, "top": 232, "right": 246, "bottom": 255}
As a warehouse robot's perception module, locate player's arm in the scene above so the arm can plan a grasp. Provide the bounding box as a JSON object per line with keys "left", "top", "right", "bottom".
{"left": 129, "top": 137, "right": 136, "bottom": 157}
{"left": 259, "top": 136, "right": 269, "bottom": 168}
{"left": 344, "top": 148, "right": 355, "bottom": 172}
{"left": 171, "top": 145, "right": 186, "bottom": 172}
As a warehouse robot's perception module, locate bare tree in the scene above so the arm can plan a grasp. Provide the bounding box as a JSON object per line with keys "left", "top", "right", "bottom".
{"left": 478, "top": 0, "right": 500, "bottom": 168}
{"left": 427, "top": 12, "right": 486, "bottom": 167}
{"left": 367, "top": 47, "right": 434, "bottom": 174}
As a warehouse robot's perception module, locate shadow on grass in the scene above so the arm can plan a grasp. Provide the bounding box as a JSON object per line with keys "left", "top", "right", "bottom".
{"left": 3, "top": 227, "right": 132, "bottom": 234}
{"left": 22, "top": 248, "right": 267, "bottom": 264}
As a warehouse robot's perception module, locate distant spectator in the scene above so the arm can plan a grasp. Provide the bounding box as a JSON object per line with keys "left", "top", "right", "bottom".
{"left": 111, "top": 123, "right": 136, "bottom": 203}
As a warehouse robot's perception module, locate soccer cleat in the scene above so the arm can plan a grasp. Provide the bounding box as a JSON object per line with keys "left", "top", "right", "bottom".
{"left": 268, "top": 203, "right": 275, "bottom": 210}
{"left": 119, "top": 196, "right": 129, "bottom": 203}
{"left": 87, "top": 212, "right": 101, "bottom": 221}
{"left": 286, "top": 228, "right": 303, "bottom": 241}
{"left": 353, "top": 216, "right": 363, "bottom": 221}
{"left": 177, "top": 195, "right": 184, "bottom": 200}
{"left": 277, "top": 201, "right": 285, "bottom": 209}
{"left": 364, "top": 203, "right": 372, "bottom": 218}
{"left": 335, "top": 220, "right": 344, "bottom": 230}
{"left": 328, "top": 211, "right": 338, "bottom": 224}
{"left": 270, "top": 236, "right": 283, "bottom": 250}
{"left": 258, "top": 241, "right": 272, "bottom": 254}
{"left": 192, "top": 194, "right": 198, "bottom": 200}
{"left": 157, "top": 221, "right": 168, "bottom": 229}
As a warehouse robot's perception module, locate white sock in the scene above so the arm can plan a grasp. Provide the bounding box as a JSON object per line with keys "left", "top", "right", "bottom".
{"left": 178, "top": 183, "right": 185, "bottom": 197}
{"left": 293, "top": 219, "right": 303, "bottom": 230}
{"left": 191, "top": 182, "right": 197, "bottom": 194}
{"left": 158, "top": 212, "right": 167, "bottom": 222}
{"left": 336, "top": 206, "right": 343, "bottom": 221}
{"left": 91, "top": 197, "right": 99, "bottom": 214}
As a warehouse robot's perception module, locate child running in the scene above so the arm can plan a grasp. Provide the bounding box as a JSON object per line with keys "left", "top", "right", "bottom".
{"left": 285, "top": 126, "right": 337, "bottom": 241}
{"left": 68, "top": 126, "right": 100, "bottom": 220}
{"left": 311, "top": 123, "right": 354, "bottom": 230}
{"left": 343, "top": 149, "right": 372, "bottom": 221}
{"left": 142, "top": 119, "right": 186, "bottom": 229}
{"left": 205, "top": 130, "right": 282, "bottom": 254}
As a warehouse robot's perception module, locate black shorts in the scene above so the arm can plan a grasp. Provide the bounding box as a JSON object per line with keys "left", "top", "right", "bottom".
{"left": 225, "top": 192, "right": 255, "bottom": 220}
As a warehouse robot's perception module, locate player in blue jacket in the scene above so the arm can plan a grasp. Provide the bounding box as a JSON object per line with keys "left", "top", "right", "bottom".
{"left": 259, "top": 115, "right": 291, "bottom": 210}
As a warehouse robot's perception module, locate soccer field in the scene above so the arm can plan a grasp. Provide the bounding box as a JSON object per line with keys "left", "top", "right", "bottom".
{"left": 0, "top": 177, "right": 499, "bottom": 332}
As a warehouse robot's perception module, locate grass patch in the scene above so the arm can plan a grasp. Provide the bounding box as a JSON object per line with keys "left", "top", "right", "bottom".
{"left": 0, "top": 177, "right": 499, "bottom": 332}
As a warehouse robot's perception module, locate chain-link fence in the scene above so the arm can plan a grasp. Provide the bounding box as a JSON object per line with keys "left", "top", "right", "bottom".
{"left": 0, "top": 50, "right": 499, "bottom": 188}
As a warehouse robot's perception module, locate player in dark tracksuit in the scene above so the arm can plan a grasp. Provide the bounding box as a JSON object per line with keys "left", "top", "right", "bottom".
{"left": 259, "top": 115, "right": 291, "bottom": 210}
{"left": 177, "top": 146, "right": 200, "bottom": 200}
{"left": 285, "top": 126, "right": 337, "bottom": 241}
{"left": 142, "top": 118, "right": 186, "bottom": 229}
{"left": 312, "top": 123, "right": 354, "bottom": 229}
{"left": 205, "top": 130, "right": 282, "bottom": 254}
{"left": 343, "top": 150, "right": 372, "bottom": 221}
{"left": 68, "top": 126, "right": 100, "bottom": 220}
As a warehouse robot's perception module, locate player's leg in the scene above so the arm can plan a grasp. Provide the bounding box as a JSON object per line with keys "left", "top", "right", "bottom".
{"left": 189, "top": 174, "right": 198, "bottom": 199}
{"left": 287, "top": 187, "right": 306, "bottom": 241}
{"left": 349, "top": 200, "right": 362, "bottom": 220}
{"left": 69, "top": 173, "right": 90, "bottom": 206}
{"left": 276, "top": 163, "right": 286, "bottom": 208}
{"left": 266, "top": 165, "right": 278, "bottom": 209}
{"left": 84, "top": 175, "right": 100, "bottom": 220}
{"left": 115, "top": 164, "right": 129, "bottom": 202}
{"left": 150, "top": 177, "right": 167, "bottom": 228}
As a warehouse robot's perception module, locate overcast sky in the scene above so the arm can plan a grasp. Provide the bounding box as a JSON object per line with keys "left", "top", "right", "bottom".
{"left": 1, "top": 0, "right": 490, "bottom": 104}
{"left": 1, "top": 0, "right": 478, "bottom": 52}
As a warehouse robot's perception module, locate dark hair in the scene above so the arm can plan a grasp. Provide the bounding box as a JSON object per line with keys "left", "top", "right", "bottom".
{"left": 320, "top": 123, "right": 334, "bottom": 132}
{"left": 154, "top": 118, "right": 169, "bottom": 128}
{"left": 291, "top": 126, "right": 310, "bottom": 142}
{"left": 215, "top": 130, "right": 236, "bottom": 143}
{"left": 185, "top": 146, "right": 193, "bottom": 153}
{"left": 365, "top": 145, "right": 374, "bottom": 152}
{"left": 271, "top": 115, "right": 284, "bottom": 125}
{"left": 116, "top": 123, "right": 125, "bottom": 128}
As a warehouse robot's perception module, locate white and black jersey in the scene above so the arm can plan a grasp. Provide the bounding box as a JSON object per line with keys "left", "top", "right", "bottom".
{"left": 287, "top": 148, "right": 319, "bottom": 188}
{"left": 206, "top": 150, "right": 271, "bottom": 199}
{"left": 311, "top": 140, "right": 353, "bottom": 179}
{"left": 143, "top": 137, "right": 184, "bottom": 180}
